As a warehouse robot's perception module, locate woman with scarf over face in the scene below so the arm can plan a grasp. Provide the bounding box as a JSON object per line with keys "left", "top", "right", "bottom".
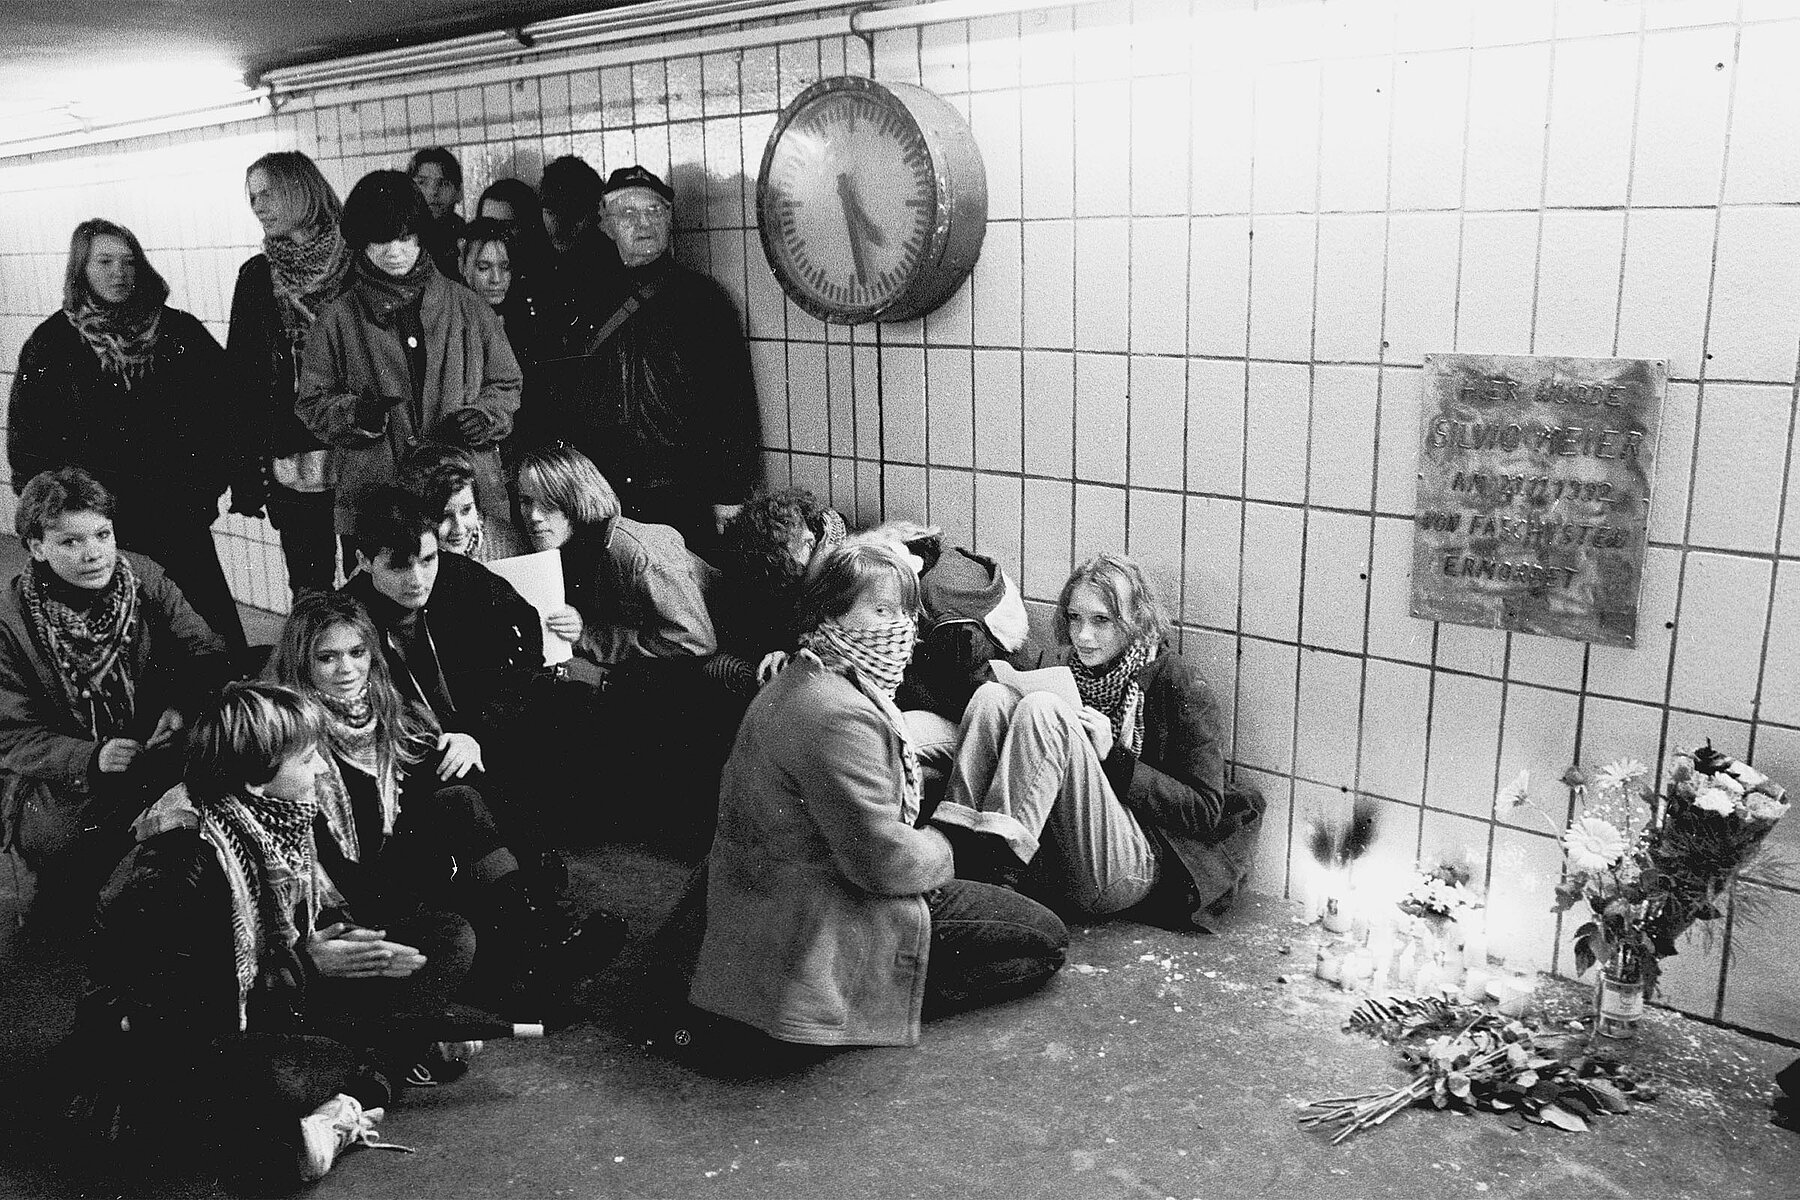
{"left": 227, "top": 151, "right": 355, "bottom": 597}
{"left": 0, "top": 468, "right": 229, "bottom": 930}
{"left": 688, "top": 543, "right": 1067, "bottom": 1049}
{"left": 928, "top": 553, "right": 1263, "bottom": 927}
{"left": 63, "top": 682, "right": 474, "bottom": 1187}
{"left": 8, "top": 219, "right": 246, "bottom": 654}
{"left": 296, "top": 171, "right": 520, "bottom": 551}
{"left": 269, "top": 591, "right": 625, "bottom": 1016}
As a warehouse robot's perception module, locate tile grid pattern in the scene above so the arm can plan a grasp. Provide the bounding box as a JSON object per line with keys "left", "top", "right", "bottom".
{"left": 1, "top": 0, "right": 1798, "bottom": 1036}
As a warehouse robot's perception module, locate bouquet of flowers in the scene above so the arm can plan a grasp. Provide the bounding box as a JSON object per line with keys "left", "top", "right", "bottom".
{"left": 1397, "top": 859, "right": 1483, "bottom": 923}
{"left": 1498, "top": 744, "right": 1789, "bottom": 1000}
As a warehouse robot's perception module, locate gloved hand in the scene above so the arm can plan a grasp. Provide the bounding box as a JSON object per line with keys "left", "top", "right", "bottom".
{"left": 439, "top": 407, "right": 489, "bottom": 446}
{"left": 354, "top": 391, "right": 407, "bottom": 431}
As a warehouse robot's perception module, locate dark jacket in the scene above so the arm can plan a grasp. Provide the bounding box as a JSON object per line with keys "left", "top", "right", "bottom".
{"left": 342, "top": 551, "right": 541, "bottom": 742}
{"left": 8, "top": 308, "right": 230, "bottom": 520}
{"left": 224, "top": 255, "right": 338, "bottom": 508}
{"left": 1040, "top": 645, "right": 1264, "bottom": 923}
{"left": 0, "top": 553, "right": 229, "bottom": 859}
{"left": 535, "top": 252, "right": 760, "bottom": 508}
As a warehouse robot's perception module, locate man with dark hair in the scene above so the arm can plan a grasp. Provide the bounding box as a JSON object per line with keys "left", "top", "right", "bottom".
{"left": 407, "top": 146, "right": 465, "bottom": 277}
{"left": 340, "top": 487, "right": 538, "bottom": 747}
{"left": 0, "top": 466, "right": 229, "bottom": 928}
{"left": 538, "top": 164, "right": 760, "bottom": 556}
{"left": 535, "top": 154, "right": 622, "bottom": 353}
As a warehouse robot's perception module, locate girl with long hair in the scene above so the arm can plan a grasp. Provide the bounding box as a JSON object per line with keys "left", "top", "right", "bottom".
{"left": 9, "top": 218, "right": 245, "bottom": 652}
{"left": 227, "top": 149, "right": 354, "bottom": 595}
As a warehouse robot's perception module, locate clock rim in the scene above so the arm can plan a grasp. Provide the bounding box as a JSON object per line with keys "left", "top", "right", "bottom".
{"left": 756, "top": 75, "right": 953, "bottom": 325}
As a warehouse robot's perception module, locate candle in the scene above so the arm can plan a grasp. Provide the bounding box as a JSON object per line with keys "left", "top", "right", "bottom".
{"left": 1342, "top": 948, "right": 1375, "bottom": 990}
{"left": 1461, "top": 924, "right": 1489, "bottom": 973}
{"left": 1487, "top": 975, "right": 1533, "bottom": 1019}
{"left": 1316, "top": 943, "right": 1346, "bottom": 984}
{"left": 1460, "top": 965, "right": 1492, "bottom": 1004}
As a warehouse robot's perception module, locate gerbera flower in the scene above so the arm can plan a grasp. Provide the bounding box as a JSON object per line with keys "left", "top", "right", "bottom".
{"left": 1594, "top": 758, "right": 1647, "bottom": 792}
{"left": 1745, "top": 793, "right": 1789, "bottom": 823}
{"left": 1496, "top": 769, "right": 1531, "bottom": 811}
{"left": 1563, "top": 817, "right": 1626, "bottom": 871}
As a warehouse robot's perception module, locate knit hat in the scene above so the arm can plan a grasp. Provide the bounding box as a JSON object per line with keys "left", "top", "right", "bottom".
{"left": 601, "top": 165, "right": 674, "bottom": 204}
{"left": 920, "top": 547, "right": 1005, "bottom": 628}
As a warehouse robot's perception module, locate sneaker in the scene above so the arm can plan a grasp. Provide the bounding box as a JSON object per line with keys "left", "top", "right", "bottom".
{"left": 401, "top": 1040, "right": 483, "bottom": 1087}
{"left": 296, "top": 1093, "right": 414, "bottom": 1182}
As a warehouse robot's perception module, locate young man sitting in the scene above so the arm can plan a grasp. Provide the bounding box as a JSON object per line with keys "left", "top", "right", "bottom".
{"left": 0, "top": 466, "right": 230, "bottom": 929}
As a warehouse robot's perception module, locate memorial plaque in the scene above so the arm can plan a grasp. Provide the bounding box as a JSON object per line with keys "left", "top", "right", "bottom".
{"left": 1412, "top": 354, "right": 1664, "bottom": 648}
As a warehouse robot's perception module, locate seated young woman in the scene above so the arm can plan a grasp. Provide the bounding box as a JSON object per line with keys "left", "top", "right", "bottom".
{"left": 0, "top": 467, "right": 230, "bottom": 929}
{"left": 688, "top": 542, "right": 1068, "bottom": 1048}
{"left": 396, "top": 441, "right": 523, "bottom": 562}
{"left": 514, "top": 442, "right": 717, "bottom": 668}
{"left": 65, "top": 682, "right": 472, "bottom": 1187}
{"left": 928, "top": 553, "right": 1262, "bottom": 926}
{"left": 269, "top": 590, "right": 625, "bottom": 1014}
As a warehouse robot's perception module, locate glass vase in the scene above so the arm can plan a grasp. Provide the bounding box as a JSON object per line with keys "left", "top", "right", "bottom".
{"left": 1596, "top": 949, "right": 1646, "bottom": 1040}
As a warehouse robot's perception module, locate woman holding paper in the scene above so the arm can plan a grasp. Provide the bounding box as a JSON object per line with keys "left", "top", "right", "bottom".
{"left": 929, "top": 553, "right": 1261, "bottom": 925}
{"left": 689, "top": 542, "right": 1066, "bottom": 1047}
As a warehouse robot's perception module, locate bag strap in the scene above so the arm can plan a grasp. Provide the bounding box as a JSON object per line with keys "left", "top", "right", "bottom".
{"left": 575, "top": 277, "right": 665, "bottom": 358}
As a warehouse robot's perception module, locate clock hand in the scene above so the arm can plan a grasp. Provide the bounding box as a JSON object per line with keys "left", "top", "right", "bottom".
{"left": 837, "top": 172, "right": 873, "bottom": 286}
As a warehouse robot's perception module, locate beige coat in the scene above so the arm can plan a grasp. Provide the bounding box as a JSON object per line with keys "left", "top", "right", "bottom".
{"left": 690, "top": 655, "right": 954, "bottom": 1046}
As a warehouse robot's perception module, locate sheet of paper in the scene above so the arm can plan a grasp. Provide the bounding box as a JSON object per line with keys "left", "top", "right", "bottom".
{"left": 484, "top": 550, "right": 572, "bottom": 666}
{"left": 988, "top": 660, "right": 1080, "bottom": 709}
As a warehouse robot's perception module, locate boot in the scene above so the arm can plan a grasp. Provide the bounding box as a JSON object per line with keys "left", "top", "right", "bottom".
{"left": 492, "top": 866, "right": 629, "bottom": 1012}
{"left": 935, "top": 823, "right": 1027, "bottom": 891}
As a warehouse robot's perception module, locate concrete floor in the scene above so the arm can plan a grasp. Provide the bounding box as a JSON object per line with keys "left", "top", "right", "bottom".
{"left": 2, "top": 840, "right": 1796, "bottom": 1200}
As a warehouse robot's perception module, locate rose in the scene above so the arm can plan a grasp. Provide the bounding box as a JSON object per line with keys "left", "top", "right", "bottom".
{"left": 1744, "top": 793, "right": 1789, "bottom": 823}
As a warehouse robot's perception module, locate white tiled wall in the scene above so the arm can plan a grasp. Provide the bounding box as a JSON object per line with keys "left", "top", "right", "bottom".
{"left": 2, "top": 0, "right": 1798, "bottom": 1037}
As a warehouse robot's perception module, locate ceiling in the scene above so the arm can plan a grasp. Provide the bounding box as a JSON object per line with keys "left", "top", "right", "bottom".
{"left": 1, "top": 1, "right": 613, "bottom": 126}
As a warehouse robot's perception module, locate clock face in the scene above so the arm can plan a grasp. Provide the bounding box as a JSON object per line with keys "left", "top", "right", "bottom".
{"left": 760, "top": 85, "right": 937, "bottom": 319}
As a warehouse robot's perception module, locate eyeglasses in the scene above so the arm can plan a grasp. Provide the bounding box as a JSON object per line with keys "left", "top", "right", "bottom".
{"left": 608, "top": 204, "right": 670, "bottom": 226}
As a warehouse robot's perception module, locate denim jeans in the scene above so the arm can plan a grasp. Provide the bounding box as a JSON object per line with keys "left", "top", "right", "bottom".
{"left": 923, "top": 877, "right": 1068, "bottom": 1017}
{"left": 933, "top": 682, "right": 1160, "bottom": 915}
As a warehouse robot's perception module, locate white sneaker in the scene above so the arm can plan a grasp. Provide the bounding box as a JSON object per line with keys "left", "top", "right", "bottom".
{"left": 297, "top": 1092, "right": 415, "bottom": 1182}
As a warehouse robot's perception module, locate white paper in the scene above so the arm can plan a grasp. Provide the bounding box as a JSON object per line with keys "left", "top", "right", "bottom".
{"left": 988, "top": 660, "right": 1080, "bottom": 709}
{"left": 483, "top": 550, "right": 573, "bottom": 666}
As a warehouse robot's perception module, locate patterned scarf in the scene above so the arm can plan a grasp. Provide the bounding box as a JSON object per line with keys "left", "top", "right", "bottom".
{"left": 801, "top": 618, "right": 923, "bottom": 824}
{"left": 65, "top": 300, "right": 162, "bottom": 388}
{"left": 21, "top": 556, "right": 142, "bottom": 741}
{"left": 200, "top": 788, "right": 319, "bottom": 1030}
{"left": 311, "top": 683, "right": 401, "bottom": 862}
{"left": 352, "top": 250, "right": 434, "bottom": 328}
{"left": 1072, "top": 635, "right": 1159, "bottom": 754}
{"left": 266, "top": 222, "right": 353, "bottom": 339}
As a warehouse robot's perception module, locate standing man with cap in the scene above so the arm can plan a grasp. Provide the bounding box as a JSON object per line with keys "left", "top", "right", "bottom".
{"left": 541, "top": 165, "right": 760, "bottom": 556}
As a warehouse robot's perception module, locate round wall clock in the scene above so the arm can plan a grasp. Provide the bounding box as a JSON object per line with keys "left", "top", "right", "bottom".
{"left": 756, "top": 75, "right": 988, "bottom": 324}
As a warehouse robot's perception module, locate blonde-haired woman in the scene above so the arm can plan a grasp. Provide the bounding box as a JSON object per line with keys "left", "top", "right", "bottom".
{"left": 929, "top": 553, "right": 1261, "bottom": 926}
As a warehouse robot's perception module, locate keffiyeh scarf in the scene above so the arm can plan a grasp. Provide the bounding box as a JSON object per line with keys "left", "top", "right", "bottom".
{"left": 311, "top": 683, "right": 402, "bottom": 863}
{"left": 1072, "top": 635, "right": 1159, "bottom": 755}
{"left": 801, "top": 617, "right": 923, "bottom": 825}
{"left": 22, "top": 555, "right": 142, "bottom": 741}
{"left": 65, "top": 300, "right": 162, "bottom": 388}
{"left": 266, "top": 222, "right": 353, "bottom": 338}
{"left": 200, "top": 788, "right": 319, "bottom": 1030}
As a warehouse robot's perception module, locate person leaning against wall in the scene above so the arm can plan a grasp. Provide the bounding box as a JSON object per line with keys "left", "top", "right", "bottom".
{"left": 227, "top": 151, "right": 355, "bottom": 599}
{"left": 408, "top": 146, "right": 466, "bottom": 279}
{"left": 8, "top": 218, "right": 249, "bottom": 656}
{"left": 295, "top": 170, "right": 520, "bottom": 552}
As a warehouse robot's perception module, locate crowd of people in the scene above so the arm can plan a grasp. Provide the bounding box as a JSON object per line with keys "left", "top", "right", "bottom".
{"left": 1, "top": 146, "right": 1265, "bottom": 1188}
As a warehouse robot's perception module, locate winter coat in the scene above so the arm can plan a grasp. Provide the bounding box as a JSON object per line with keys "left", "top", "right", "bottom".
{"left": 563, "top": 516, "right": 718, "bottom": 664}
{"left": 690, "top": 655, "right": 955, "bottom": 1046}
{"left": 8, "top": 308, "right": 230, "bottom": 522}
{"left": 224, "top": 255, "right": 338, "bottom": 509}
{"left": 1037, "top": 645, "right": 1264, "bottom": 922}
{"left": 296, "top": 269, "right": 521, "bottom": 535}
{"left": 0, "top": 553, "right": 229, "bottom": 863}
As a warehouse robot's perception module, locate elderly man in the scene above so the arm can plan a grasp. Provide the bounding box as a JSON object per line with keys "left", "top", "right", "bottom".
{"left": 540, "top": 165, "right": 759, "bottom": 555}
